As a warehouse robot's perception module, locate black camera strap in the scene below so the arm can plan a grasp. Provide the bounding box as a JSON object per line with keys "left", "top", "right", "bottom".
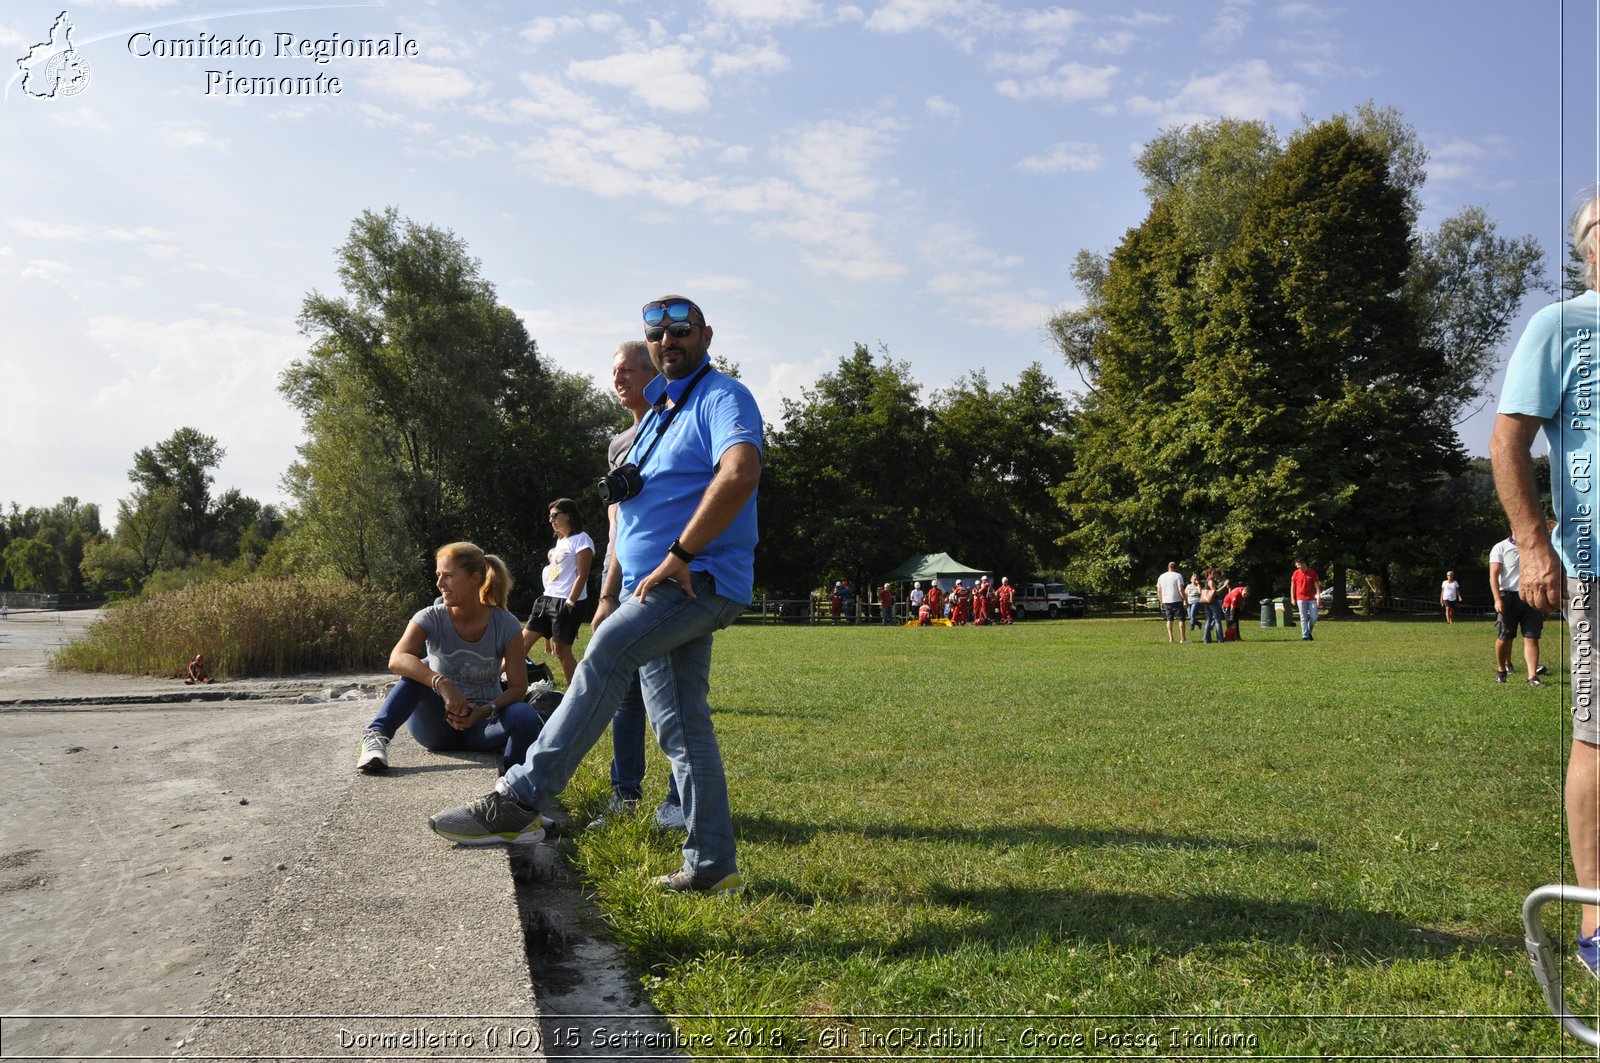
{"left": 628, "top": 359, "right": 714, "bottom": 473}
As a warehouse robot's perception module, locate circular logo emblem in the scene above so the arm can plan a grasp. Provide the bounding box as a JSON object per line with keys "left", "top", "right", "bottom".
{"left": 43, "top": 49, "right": 91, "bottom": 96}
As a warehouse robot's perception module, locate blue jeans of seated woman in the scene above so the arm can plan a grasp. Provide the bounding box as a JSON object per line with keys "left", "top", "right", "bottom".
{"left": 503, "top": 570, "right": 744, "bottom": 881}
{"left": 610, "top": 674, "right": 683, "bottom": 808}
{"left": 368, "top": 677, "right": 543, "bottom": 774}
{"left": 1202, "top": 602, "right": 1224, "bottom": 643}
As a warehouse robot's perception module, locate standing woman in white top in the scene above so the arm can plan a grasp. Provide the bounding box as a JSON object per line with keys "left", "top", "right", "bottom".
{"left": 522, "top": 497, "right": 595, "bottom": 685}
{"left": 1439, "top": 570, "right": 1462, "bottom": 625}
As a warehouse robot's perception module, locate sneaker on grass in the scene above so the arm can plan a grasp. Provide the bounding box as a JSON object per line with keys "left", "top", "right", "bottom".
{"left": 654, "top": 867, "right": 743, "bottom": 895}
{"left": 654, "top": 798, "right": 686, "bottom": 832}
{"left": 1536, "top": 664, "right": 1549, "bottom": 676}
{"left": 1527, "top": 677, "right": 1545, "bottom": 687}
{"left": 429, "top": 781, "right": 545, "bottom": 846}
{"left": 1496, "top": 668, "right": 1509, "bottom": 684}
{"left": 587, "top": 794, "right": 639, "bottom": 830}
{"left": 356, "top": 729, "right": 389, "bottom": 774}
{"left": 1579, "top": 930, "right": 1600, "bottom": 979}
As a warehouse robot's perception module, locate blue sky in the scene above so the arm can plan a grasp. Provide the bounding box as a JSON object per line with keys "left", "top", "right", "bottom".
{"left": 1, "top": 0, "right": 1596, "bottom": 521}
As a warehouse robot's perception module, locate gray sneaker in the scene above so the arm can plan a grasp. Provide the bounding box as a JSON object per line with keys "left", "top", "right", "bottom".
{"left": 654, "top": 799, "right": 686, "bottom": 831}
{"left": 654, "top": 867, "right": 743, "bottom": 895}
{"left": 430, "top": 785, "right": 545, "bottom": 846}
{"left": 356, "top": 729, "right": 389, "bottom": 774}
{"left": 587, "top": 794, "right": 639, "bottom": 830}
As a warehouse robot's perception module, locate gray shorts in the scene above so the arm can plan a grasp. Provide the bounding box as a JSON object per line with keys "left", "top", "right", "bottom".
{"left": 1568, "top": 578, "right": 1600, "bottom": 745}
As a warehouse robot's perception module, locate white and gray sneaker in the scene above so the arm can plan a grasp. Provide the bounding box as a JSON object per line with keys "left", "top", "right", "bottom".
{"left": 654, "top": 799, "right": 686, "bottom": 831}
{"left": 587, "top": 793, "right": 639, "bottom": 830}
{"left": 356, "top": 728, "right": 389, "bottom": 774}
{"left": 429, "top": 780, "right": 545, "bottom": 846}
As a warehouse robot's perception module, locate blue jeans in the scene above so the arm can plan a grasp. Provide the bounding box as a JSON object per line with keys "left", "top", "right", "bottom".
{"left": 1202, "top": 602, "right": 1223, "bottom": 643}
{"left": 1298, "top": 599, "right": 1319, "bottom": 638}
{"left": 367, "top": 677, "right": 543, "bottom": 774}
{"left": 609, "top": 674, "right": 682, "bottom": 808}
{"left": 503, "top": 571, "right": 744, "bottom": 880}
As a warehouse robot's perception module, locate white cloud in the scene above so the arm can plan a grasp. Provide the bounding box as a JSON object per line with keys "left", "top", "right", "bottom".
{"left": 720, "top": 144, "right": 753, "bottom": 164}
{"left": 158, "top": 121, "right": 230, "bottom": 151}
{"left": 711, "top": 42, "right": 790, "bottom": 78}
{"left": 917, "top": 222, "right": 1023, "bottom": 271}
{"left": 1094, "top": 31, "right": 1137, "bottom": 54}
{"left": 522, "top": 15, "right": 585, "bottom": 45}
{"left": 1204, "top": 1, "right": 1253, "bottom": 48}
{"left": 1276, "top": 2, "right": 1327, "bottom": 21}
{"left": 8, "top": 219, "right": 93, "bottom": 240}
{"left": 770, "top": 116, "right": 900, "bottom": 201}
{"left": 925, "top": 95, "right": 960, "bottom": 120}
{"left": 568, "top": 47, "right": 711, "bottom": 113}
{"left": 1427, "top": 135, "right": 1511, "bottom": 182}
{"left": 1014, "top": 141, "right": 1103, "bottom": 174}
{"left": 1125, "top": 59, "right": 1306, "bottom": 126}
{"left": 706, "top": 0, "right": 825, "bottom": 25}
{"left": 363, "top": 63, "right": 482, "bottom": 108}
{"left": 996, "top": 62, "right": 1119, "bottom": 102}
{"left": 1017, "top": 7, "right": 1082, "bottom": 42}
{"left": 865, "top": 0, "right": 971, "bottom": 34}
{"left": 987, "top": 47, "right": 1059, "bottom": 74}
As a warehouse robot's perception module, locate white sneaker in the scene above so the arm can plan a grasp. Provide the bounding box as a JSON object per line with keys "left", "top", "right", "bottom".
{"left": 654, "top": 799, "right": 686, "bottom": 831}
{"left": 356, "top": 728, "right": 389, "bottom": 773}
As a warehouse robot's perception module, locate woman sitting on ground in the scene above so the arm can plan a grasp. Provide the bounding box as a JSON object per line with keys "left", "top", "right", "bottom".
{"left": 357, "top": 542, "right": 542, "bottom": 776}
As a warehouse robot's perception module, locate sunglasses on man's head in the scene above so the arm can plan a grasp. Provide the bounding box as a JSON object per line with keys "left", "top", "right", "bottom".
{"left": 642, "top": 299, "right": 701, "bottom": 341}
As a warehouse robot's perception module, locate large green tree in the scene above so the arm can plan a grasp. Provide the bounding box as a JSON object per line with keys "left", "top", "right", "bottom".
{"left": 129, "top": 427, "right": 225, "bottom": 557}
{"left": 282, "top": 207, "right": 617, "bottom": 602}
{"left": 929, "top": 364, "right": 1075, "bottom": 581}
{"left": 758, "top": 344, "right": 937, "bottom": 595}
{"left": 1052, "top": 109, "right": 1546, "bottom": 597}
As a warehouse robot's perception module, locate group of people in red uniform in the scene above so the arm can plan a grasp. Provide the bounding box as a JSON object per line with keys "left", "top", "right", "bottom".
{"left": 913, "top": 576, "right": 1015, "bottom": 626}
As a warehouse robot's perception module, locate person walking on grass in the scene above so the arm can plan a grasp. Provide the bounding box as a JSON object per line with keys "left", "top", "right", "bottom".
{"left": 1490, "top": 187, "right": 1600, "bottom": 975}
{"left": 357, "top": 542, "right": 543, "bottom": 776}
{"left": 1440, "top": 570, "right": 1462, "bottom": 624}
{"left": 430, "top": 294, "right": 762, "bottom": 897}
{"left": 1156, "top": 561, "right": 1187, "bottom": 644}
{"left": 1489, "top": 528, "right": 1550, "bottom": 686}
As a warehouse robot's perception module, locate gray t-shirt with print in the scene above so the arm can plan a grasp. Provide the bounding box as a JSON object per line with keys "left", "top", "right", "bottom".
{"left": 412, "top": 604, "right": 522, "bottom": 704}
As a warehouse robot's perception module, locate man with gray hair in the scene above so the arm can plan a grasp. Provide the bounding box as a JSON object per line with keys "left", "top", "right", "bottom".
{"left": 1491, "top": 188, "right": 1600, "bottom": 974}
{"left": 591, "top": 340, "right": 684, "bottom": 830}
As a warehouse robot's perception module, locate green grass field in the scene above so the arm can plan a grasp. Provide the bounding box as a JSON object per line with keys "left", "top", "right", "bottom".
{"left": 545, "top": 614, "right": 1592, "bottom": 1058}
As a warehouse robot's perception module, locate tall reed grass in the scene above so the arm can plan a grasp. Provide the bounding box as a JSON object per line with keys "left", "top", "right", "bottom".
{"left": 52, "top": 578, "right": 410, "bottom": 678}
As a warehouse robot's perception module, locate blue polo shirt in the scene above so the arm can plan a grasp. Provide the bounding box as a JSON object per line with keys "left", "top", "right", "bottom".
{"left": 1499, "top": 289, "right": 1600, "bottom": 579}
{"left": 616, "top": 362, "right": 764, "bottom": 603}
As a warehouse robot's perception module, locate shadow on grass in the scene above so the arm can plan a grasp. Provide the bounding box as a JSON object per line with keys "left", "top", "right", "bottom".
{"left": 734, "top": 811, "right": 1318, "bottom": 855}
{"left": 748, "top": 879, "right": 1483, "bottom": 965}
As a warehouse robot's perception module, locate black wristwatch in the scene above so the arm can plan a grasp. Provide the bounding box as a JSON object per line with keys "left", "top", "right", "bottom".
{"left": 668, "top": 538, "right": 696, "bottom": 563}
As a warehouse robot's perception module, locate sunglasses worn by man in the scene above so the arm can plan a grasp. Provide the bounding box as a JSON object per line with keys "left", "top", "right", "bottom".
{"left": 643, "top": 299, "right": 702, "bottom": 342}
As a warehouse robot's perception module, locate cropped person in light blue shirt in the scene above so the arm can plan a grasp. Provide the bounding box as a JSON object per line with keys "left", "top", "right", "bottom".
{"left": 1492, "top": 189, "right": 1600, "bottom": 976}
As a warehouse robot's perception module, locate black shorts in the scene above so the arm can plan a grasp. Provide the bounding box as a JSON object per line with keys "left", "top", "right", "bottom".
{"left": 1496, "top": 592, "right": 1544, "bottom": 641}
{"left": 1162, "top": 602, "right": 1184, "bottom": 621}
{"left": 526, "top": 595, "right": 580, "bottom": 646}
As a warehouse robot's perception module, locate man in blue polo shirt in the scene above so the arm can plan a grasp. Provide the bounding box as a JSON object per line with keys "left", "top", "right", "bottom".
{"left": 430, "top": 294, "right": 762, "bottom": 896}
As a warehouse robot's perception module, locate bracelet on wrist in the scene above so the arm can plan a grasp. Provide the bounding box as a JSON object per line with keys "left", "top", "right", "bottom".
{"left": 431, "top": 674, "right": 445, "bottom": 692}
